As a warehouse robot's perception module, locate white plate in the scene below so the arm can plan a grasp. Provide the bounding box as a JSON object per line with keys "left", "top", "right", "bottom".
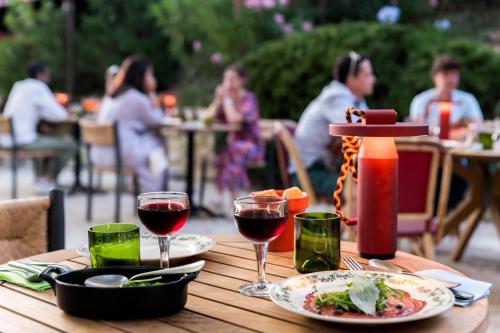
{"left": 270, "top": 270, "right": 454, "bottom": 325}
{"left": 78, "top": 233, "right": 215, "bottom": 263}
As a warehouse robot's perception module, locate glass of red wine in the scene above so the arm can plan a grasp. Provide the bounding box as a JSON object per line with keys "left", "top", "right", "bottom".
{"left": 137, "top": 192, "right": 189, "bottom": 268}
{"left": 234, "top": 196, "right": 288, "bottom": 297}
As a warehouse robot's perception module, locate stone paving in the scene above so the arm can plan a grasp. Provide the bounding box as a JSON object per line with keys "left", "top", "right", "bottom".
{"left": 0, "top": 162, "right": 498, "bottom": 332}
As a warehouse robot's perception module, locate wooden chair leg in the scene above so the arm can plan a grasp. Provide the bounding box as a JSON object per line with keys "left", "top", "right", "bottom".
{"left": 410, "top": 238, "right": 424, "bottom": 257}
{"left": 86, "top": 168, "right": 94, "bottom": 222}
{"left": 451, "top": 206, "right": 485, "bottom": 261}
{"left": 115, "top": 173, "right": 123, "bottom": 223}
{"left": 422, "top": 233, "right": 435, "bottom": 260}
{"left": 11, "top": 154, "right": 17, "bottom": 199}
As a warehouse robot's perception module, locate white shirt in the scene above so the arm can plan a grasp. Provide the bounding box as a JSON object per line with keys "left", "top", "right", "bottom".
{"left": 410, "top": 88, "right": 483, "bottom": 127}
{"left": 292, "top": 81, "right": 367, "bottom": 172}
{"left": 1, "top": 78, "right": 68, "bottom": 145}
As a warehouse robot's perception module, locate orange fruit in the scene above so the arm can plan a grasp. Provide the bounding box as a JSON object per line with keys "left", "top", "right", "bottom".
{"left": 252, "top": 189, "right": 279, "bottom": 197}
{"left": 282, "top": 187, "right": 304, "bottom": 199}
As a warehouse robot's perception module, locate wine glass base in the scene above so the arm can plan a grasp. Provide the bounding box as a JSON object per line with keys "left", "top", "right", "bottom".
{"left": 239, "top": 280, "right": 273, "bottom": 297}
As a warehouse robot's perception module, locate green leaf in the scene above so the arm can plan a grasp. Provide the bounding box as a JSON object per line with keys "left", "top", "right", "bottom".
{"left": 348, "top": 275, "right": 380, "bottom": 315}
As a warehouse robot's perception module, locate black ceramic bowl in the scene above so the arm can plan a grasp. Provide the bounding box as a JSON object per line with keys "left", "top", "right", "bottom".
{"left": 40, "top": 266, "right": 198, "bottom": 319}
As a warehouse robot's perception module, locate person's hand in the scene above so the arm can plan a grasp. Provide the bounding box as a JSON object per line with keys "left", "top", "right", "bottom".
{"left": 149, "top": 92, "right": 160, "bottom": 108}
{"left": 215, "top": 85, "right": 224, "bottom": 104}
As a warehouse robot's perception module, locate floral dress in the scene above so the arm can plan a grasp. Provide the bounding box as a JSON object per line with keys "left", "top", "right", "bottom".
{"left": 215, "top": 92, "right": 264, "bottom": 191}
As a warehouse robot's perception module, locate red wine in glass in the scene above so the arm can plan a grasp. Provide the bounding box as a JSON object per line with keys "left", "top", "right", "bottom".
{"left": 138, "top": 202, "right": 189, "bottom": 236}
{"left": 233, "top": 196, "right": 288, "bottom": 297}
{"left": 137, "top": 192, "right": 190, "bottom": 269}
{"left": 235, "top": 208, "right": 287, "bottom": 243}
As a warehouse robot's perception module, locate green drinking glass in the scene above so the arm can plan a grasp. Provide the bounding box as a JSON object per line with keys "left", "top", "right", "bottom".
{"left": 294, "top": 212, "right": 340, "bottom": 274}
{"left": 88, "top": 224, "right": 140, "bottom": 267}
{"left": 479, "top": 131, "right": 494, "bottom": 150}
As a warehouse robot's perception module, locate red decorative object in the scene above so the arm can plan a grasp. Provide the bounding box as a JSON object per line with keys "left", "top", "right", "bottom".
{"left": 54, "top": 93, "right": 69, "bottom": 107}
{"left": 330, "top": 108, "right": 428, "bottom": 259}
{"left": 438, "top": 101, "right": 451, "bottom": 140}
{"left": 162, "top": 93, "right": 177, "bottom": 115}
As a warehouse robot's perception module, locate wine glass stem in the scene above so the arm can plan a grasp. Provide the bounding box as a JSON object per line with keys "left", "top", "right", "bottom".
{"left": 254, "top": 242, "right": 268, "bottom": 286}
{"left": 158, "top": 235, "right": 171, "bottom": 268}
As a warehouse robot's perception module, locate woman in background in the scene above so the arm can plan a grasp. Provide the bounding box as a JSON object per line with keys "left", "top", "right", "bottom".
{"left": 91, "top": 55, "right": 167, "bottom": 192}
{"left": 206, "top": 65, "right": 264, "bottom": 199}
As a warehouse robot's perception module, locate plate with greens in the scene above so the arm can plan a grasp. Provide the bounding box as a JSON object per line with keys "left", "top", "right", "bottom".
{"left": 270, "top": 270, "right": 454, "bottom": 325}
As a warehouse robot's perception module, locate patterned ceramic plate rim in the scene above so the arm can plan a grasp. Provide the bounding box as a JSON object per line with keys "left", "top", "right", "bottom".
{"left": 77, "top": 233, "right": 216, "bottom": 261}
{"left": 270, "top": 270, "right": 455, "bottom": 325}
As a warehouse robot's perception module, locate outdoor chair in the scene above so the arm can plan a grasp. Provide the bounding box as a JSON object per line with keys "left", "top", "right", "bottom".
{"left": 396, "top": 139, "right": 443, "bottom": 259}
{"left": 79, "top": 119, "right": 140, "bottom": 223}
{"left": 273, "top": 121, "right": 318, "bottom": 205}
{"left": 0, "top": 116, "right": 56, "bottom": 199}
{"left": 0, "top": 188, "right": 64, "bottom": 263}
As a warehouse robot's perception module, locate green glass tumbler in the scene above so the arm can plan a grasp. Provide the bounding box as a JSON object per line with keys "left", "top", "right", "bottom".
{"left": 294, "top": 212, "right": 340, "bottom": 273}
{"left": 88, "top": 224, "right": 140, "bottom": 267}
{"left": 479, "top": 131, "right": 494, "bottom": 150}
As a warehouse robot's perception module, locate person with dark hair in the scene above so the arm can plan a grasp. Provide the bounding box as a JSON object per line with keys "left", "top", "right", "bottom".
{"left": 291, "top": 51, "right": 376, "bottom": 196}
{"left": 410, "top": 54, "right": 483, "bottom": 134}
{"left": 1, "top": 60, "right": 75, "bottom": 192}
{"left": 91, "top": 55, "right": 168, "bottom": 192}
{"left": 206, "top": 64, "right": 264, "bottom": 200}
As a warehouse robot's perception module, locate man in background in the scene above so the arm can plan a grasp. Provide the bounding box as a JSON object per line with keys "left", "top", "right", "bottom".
{"left": 1, "top": 61, "right": 76, "bottom": 192}
{"left": 291, "top": 52, "right": 376, "bottom": 196}
{"left": 410, "top": 54, "right": 483, "bottom": 136}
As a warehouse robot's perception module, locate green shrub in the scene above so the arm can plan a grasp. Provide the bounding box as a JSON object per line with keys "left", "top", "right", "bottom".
{"left": 0, "top": 0, "right": 65, "bottom": 96}
{"left": 0, "top": 0, "right": 179, "bottom": 98}
{"left": 243, "top": 22, "right": 500, "bottom": 120}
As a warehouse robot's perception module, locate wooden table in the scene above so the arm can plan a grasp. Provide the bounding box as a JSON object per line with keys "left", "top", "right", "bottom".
{"left": 437, "top": 148, "right": 500, "bottom": 261}
{"left": 0, "top": 236, "right": 488, "bottom": 333}
{"left": 162, "top": 121, "right": 241, "bottom": 216}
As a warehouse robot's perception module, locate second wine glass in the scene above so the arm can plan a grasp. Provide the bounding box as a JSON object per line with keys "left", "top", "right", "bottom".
{"left": 137, "top": 192, "right": 189, "bottom": 268}
{"left": 234, "top": 196, "right": 288, "bottom": 297}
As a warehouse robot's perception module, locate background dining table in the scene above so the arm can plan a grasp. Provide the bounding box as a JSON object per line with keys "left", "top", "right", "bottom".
{"left": 437, "top": 147, "right": 500, "bottom": 261}
{"left": 0, "top": 236, "right": 488, "bottom": 333}
{"left": 162, "top": 121, "right": 241, "bottom": 216}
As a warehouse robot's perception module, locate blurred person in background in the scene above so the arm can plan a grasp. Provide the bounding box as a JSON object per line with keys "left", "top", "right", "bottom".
{"left": 1, "top": 61, "right": 76, "bottom": 192}
{"left": 96, "top": 64, "right": 120, "bottom": 113}
{"left": 92, "top": 55, "right": 168, "bottom": 192}
{"left": 206, "top": 64, "right": 264, "bottom": 202}
{"left": 410, "top": 55, "right": 483, "bottom": 138}
{"left": 292, "top": 52, "right": 376, "bottom": 196}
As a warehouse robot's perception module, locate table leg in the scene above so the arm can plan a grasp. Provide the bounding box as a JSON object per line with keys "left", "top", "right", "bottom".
{"left": 441, "top": 158, "right": 484, "bottom": 237}
{"left": 451, "top": 205, "right": 486, "bottom": 261}
{"left": 68, "top": 123, "right": 87, "bottom": 194}
{"left": 185, "top": 131, "right": 195, "bottom": 203}
{"left": 491, "top": 170, "right": 500, "bottom": 238}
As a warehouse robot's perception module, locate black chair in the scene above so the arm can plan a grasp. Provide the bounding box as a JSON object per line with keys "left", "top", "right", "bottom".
{"left": 0, "top": 116, "right": 56, "bottom": 198}
{"left": 0, "top": 188, "right": 65, "bottom": 263}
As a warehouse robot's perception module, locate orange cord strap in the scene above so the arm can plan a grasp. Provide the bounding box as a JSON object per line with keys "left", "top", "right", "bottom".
{"left": 333, "top": 107, "right": 365, "bottom": 225}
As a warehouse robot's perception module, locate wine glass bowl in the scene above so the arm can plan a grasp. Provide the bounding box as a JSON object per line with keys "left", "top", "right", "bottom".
{"left": 137, "top": 192, "right": 189, "bottom": 268}
{"left": 234, "top": 196, "right": 288, "bottom": 297}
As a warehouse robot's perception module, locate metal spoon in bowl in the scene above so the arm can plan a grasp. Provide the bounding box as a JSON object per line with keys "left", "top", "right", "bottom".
{"left": 84, "top": 260, "right": 205, "bottom": 288}
{"left": 368, "top": 259, "right": 474, "bottom": 300}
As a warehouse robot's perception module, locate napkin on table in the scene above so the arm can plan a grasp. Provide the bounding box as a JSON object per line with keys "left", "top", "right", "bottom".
{"left": 416, "top": 269, "right": 491, "bottom": 307}
{"left": 0, "top": 264, "right": 51, "bottom": 291}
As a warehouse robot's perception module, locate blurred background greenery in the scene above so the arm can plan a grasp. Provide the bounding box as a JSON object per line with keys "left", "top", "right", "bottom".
{"left": 0, "top": 0, "right": 499, "bottom": 119}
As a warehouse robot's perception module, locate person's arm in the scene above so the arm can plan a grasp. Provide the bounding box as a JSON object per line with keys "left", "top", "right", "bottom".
{"left": 136, "top": 96, "right": 164, "bottom": 128}
{"left": 37, "top": 84, "right": 68, "bottom": 122}
{"left": 205, "top": 85, "right": 224, "bottom": 119}
{"left": 462, "top": 94, "right": 484, "bottom": 123}
{"left": 409, "top": 95, "right": 425, "bottom": 123}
